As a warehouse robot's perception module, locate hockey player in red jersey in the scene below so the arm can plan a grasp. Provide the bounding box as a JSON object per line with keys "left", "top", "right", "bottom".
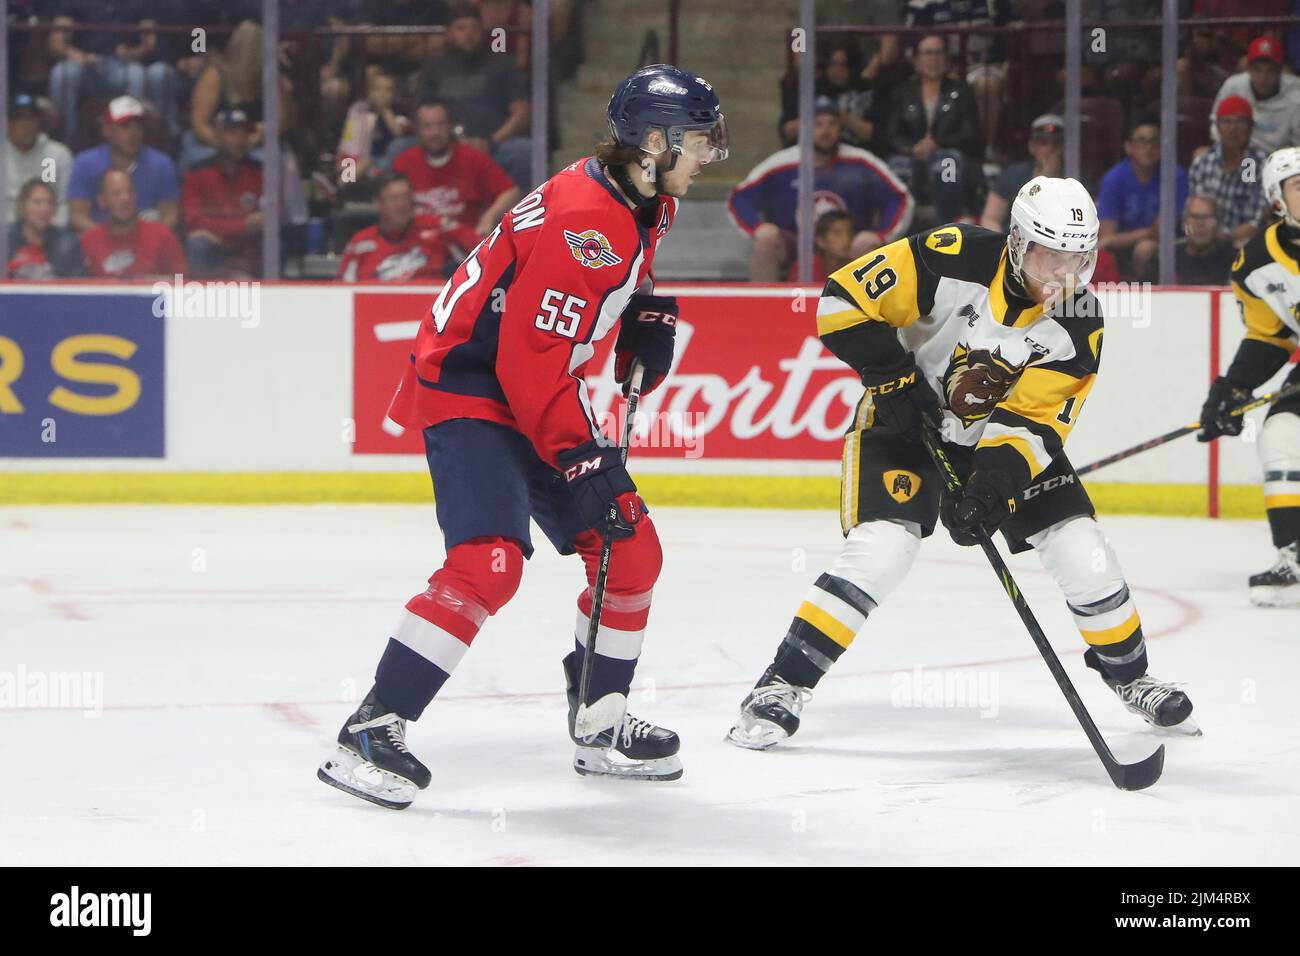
{"left": 319, "top": 65, "right": 729, "bottom": 809}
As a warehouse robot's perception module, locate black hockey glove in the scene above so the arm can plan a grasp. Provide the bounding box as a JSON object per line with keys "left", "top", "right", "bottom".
{"left": 861, "top": 354, "right": 943, "bottom": 443}
{"left": 1196, "top": 376, "right": 1250, "bottom": 442}
{"left": 614, "top": 294, "right": 678, "bottom": 396}
{"left": 557, "top": 440, "right": 645, "bottom": 539}
{"left": 941, "top": 470, "right": 1017, "bottom": 547}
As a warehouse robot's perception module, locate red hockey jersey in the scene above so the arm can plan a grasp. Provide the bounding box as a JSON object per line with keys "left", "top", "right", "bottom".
{"left": 387, "top": 157, "right": 678, "bottom": 468}
{"left": 337, "top": 215, "right": 481, "bottom": 282}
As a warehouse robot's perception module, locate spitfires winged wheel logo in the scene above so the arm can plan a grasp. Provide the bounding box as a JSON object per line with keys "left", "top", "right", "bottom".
{"left": 564, "top": 229, "right": 624, "bottom": 269}
{"left": 942, "top": 344, "right": 1027, "bottom": 424}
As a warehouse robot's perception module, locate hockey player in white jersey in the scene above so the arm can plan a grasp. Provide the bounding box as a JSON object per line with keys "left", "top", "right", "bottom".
{"left": 728, "top": 176, "right": 1198, "bottom": 751}
{"left": 1197, "top": 147, "right": 1300, "bottom": 606}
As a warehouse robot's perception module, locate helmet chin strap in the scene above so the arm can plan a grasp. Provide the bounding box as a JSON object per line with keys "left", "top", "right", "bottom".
{"left": 608, "top": 155, "right": 665, "bottom": 212}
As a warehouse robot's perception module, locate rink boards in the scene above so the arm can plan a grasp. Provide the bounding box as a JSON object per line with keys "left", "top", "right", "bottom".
{"left": 0, "top": 281, "right": 1292, "bottom": 516}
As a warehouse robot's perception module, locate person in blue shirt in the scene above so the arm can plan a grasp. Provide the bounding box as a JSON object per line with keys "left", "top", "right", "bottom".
{"left": 66, "top": 96, "right": 180, "bottom": 234}
{"left": 1097, "top": 114, "right": 1189, "bottom": 280}
{"left": 729, "top": 99, "right": 914, "bottom": 281}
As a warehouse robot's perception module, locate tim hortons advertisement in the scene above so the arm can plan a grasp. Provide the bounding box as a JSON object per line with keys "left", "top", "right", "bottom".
{"left": 352, "top": 291, "right": 863, "bottom": 460}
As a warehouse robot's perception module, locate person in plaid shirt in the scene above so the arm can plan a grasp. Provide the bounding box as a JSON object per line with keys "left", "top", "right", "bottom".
{"left": 1190, "top": 95, "right": 1269, "bottom": 247}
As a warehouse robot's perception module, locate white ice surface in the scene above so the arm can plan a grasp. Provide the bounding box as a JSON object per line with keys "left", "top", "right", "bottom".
{"left": 1, "top": 505, "right": 1297, "bottom": 866}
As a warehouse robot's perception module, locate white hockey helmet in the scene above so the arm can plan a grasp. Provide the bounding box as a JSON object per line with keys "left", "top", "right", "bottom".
{"left": 1262, "top": 146, "right": 1300, "bottom": 228}
{"left": 1007, "top": 175, "right": 1099, "bottom": 289}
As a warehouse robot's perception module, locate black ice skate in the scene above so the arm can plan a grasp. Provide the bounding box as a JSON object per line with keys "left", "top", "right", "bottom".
{"left": 726, "top": 664, "right": 813, "bottom": 751}
{"left": 317, "top": 689, "right": 432, "bottom": 809}
{"left": 1085, "top": 651, "right": 1200, "bottom": 737}
{"left": 562, "top": 653, "right": 682, "bottom": 781}
{"left": 1248, "top": 542, "right": 1300, "bottom": 607}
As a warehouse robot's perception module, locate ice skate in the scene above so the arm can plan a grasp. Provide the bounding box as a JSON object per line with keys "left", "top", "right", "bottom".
{"left": 317, "top": 689, "right": 432, "bottom": 809}
{"left": 1086, "top": 651, "right": 1200, "bottom": 736}
{"left": 727, "top": 664, "right": 813, "bottom": 751}
{"left": 1249, "top": 542, "right": 1300, "bottom": 607}
{"left": 562, "top": 653, "right": 682, "bottom": 781}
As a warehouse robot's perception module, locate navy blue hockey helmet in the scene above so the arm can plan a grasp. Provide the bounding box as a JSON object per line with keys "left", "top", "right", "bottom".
{"left": 606, "top": 64, "right": 729, "bottom": 165}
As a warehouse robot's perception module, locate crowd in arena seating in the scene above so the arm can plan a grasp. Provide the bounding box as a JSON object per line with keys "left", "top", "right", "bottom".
{"left": 5, "top": 0, "right": 578, "bottom": 280}
{"left": 5, "top": 1, "right": 1300, "bottom": 285}
{"left": 731, "top": 1, "right": 1300, "bottom": 284}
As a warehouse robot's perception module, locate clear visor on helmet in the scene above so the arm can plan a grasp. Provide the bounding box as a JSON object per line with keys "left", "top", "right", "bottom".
{"left": 637, "top": 115, "right": 730, "bottom": 164}
{"left": 1021, "top": 240, "right": 1096, "bottom": 290}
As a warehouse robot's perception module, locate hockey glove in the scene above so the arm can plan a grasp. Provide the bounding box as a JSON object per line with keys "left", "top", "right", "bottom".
{"left": 861, "top": 354, "right": 944, "bottom": 443}
{"left": 557, "top": 440, "right": 645, "bottom": 539}
{"left": 1196, "top": 376, "right": 1250, "bottom": 442}
{"left": 614, "top": 294, "right": 678, "bottom": 396}
{"left": 941, "top": 470, "right": 1017, "bottom": 547}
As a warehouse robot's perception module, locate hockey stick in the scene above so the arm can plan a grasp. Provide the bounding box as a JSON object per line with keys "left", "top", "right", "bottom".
{"left": 922, "top": 428, "right": 1165, "bottom": 791}
{"left": 1077, "top": 380, "right": 1300, "bottom": 477}
{"left": 574, "top": 361, "right": 645, "bottom": 740}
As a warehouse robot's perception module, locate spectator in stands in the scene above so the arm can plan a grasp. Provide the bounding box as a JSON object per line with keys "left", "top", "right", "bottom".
{"left": 787, "top": 209, "right": 858, "bottom": 283}
{"left": 359, "top": 0, "right": 449, "bottom": 79}
{"left": 1177, "top": 26, "right": 1229, "bottom": 98}
{"left": 7, "top": 179, "right": 84, "bottom": 278}
{"left": 1097, "top": 115, "right": 1189, "bottom": 280}
{"left": 80, "top": 169, "right": 187, "bottom": 278}
{"left": 1082, "top": 0, "right": 1163, "bottom": 103}
{"left": 67, "top": 96, "right": 179, "bottom": 233}
{"left": 1173, "top": 195, "right": 1233, "bottom": 285}
{"left": 980, "top": 114, "right": 1064, "bottom": 232}
{"left": 45, "top": 2, "right": 178, "bottom": 143}
{"left": 729, "top": 98, "right": 914, "bottom": 282}
{"left": 886, "top": 35, "right": 984, "bottom": 224}
{"left": 392, "top": 99, "right": 520, "bottom": 236}
{"left": 817, "top": 1, "right": 904, "bottom": 87}
{"left": 338, "top": 171, "right": 480, "bottom": 281}
{"left": 184, "top": 19, "right": 297, "bottom": 171}
{"left": 1210, "top": 36, "right": 1300, "bottom": 155}
{"left": 414, "top": 3, "right": 533, "bottom": 189}
{"left": 182, "top": 109, "right": 263, "bottom": 279}
{"left": 779, "top": 36, "right": 889, "bottom": 153}
{"left": 337, "top": 68, "right": 411, "bottom": 184}
{"left": 6, "top": 93, "right": 73, "bottom": 226}
{"left": 1189, "top": 96, "right": 1269, "bottom": 247}
{"left": 905, "top": 0, "right": 1015, "bottom": 161}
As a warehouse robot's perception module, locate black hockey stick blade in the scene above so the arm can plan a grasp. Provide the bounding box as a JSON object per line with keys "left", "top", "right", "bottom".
{"left": 1108, "top": 743, "right": 1164, "bottom": 791}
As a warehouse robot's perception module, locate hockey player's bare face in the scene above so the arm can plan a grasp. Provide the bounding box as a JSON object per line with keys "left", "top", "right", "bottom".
{"left": 1282, "top": 177, "right": 1300, "bottom": 225}
{"left": 657, "top": 131, "right": 715, "bottom": 197}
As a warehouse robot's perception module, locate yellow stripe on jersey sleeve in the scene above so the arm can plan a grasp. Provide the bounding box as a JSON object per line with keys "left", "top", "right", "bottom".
{"left": 997, "top": 366, "right": 1097, "bottom": 443}
{"left": 818, "top": 238, "right": 922, "bottom": 336}
{"left": 1233, "top": 279, "right": 1295, "bottom": 350}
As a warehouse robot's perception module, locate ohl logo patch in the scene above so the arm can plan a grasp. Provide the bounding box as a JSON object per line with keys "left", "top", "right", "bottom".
{"left": 925, "top": 226, "right": 963, "bottom": 255}
{"left": 883, "top": 469, "right": 921, "bottom": 503}
{"left": 564, "top": 228, "right": 624, "bottom": 269}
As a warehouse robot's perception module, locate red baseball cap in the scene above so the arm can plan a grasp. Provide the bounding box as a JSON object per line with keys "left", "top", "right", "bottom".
{"left": 1247, "top": 36, "right": 1282, "bottom": 64}
{"left": 1216, "top": 95, "right": 1253, "bottom": 119}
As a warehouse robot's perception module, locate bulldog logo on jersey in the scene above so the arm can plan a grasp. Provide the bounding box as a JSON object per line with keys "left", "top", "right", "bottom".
{"left": 942, "top": 344, "right": 1026, "bottom": 424}
{"left": 564, "top": 229, "right": 624, "bottom": 269}
{"left": 883, "top": 469, "right": 921, "bottom": 503}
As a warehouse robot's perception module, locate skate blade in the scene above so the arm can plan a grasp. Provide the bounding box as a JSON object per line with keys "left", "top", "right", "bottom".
{"left": 1249, "top": 585, "right": 1300, "bottom": 608}
{"left": 1153, "top": 716, "right": 1203, "bottom": 738}
{"left": 318, "top": 746, "right": 418, "bottom": 810}
{"left": 725, "top": 713, "right": 789, "bottom": 751}
{"left": 572, "top": 746, "right": 683, "bottom": 781}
